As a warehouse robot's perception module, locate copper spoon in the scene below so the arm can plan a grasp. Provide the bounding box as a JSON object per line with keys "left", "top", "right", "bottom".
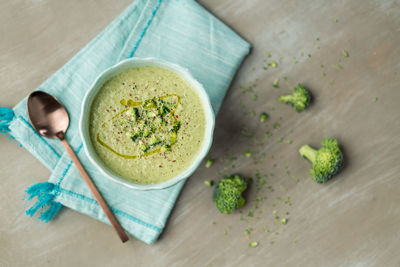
{"left": 27, "top": 91, "right": 129, "bottom": 243}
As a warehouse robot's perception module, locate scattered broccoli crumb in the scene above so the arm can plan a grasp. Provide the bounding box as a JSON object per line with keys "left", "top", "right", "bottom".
{"left": 269, "top": 61, "right": 278, "bottom": 68}
{"left": 342, "top": 50, "right": 349, "bottom": 57}
{"left": 334, "top": 64, "right": 343, "bottom": 70}
{"left": 322, "top": 72, "right": 327, "bottom": 77}
{"left": 281, "top": 218, "right": 288, "bottom": 225}
{"left": 273, "top": 210, "right": 279, "bottom": 219}
{"left": 204, "top": 180, "right": 214, "bottom": 187}
{"left": 247, "top": 210, "right": 254, "bottom": 217}
{"left": 259, "top": 112, "right": 269, "bottom": 122}
{"left": 285, "top": 140, "right": 293, "bottom": 144}
{"left": 245, "top": 227, "right": 253, "bottom": 235}
{"left": 265, "top": 131, "right": 272, "bottom": 138}
{"left": 274, "top": 123, "right": 280, "bottom": 129}
{"left": 333, "top": 17, "right": 339, "bottom": 23}
{"left": 277, "top": 137, "right": 283, "bottom": 143}
{"left": 266, "top": 52, "right": 272, "bottom": 58}
{"left": 284, "top": 197, "right": 292, "bottom": 206}
{"left": 205, "top": 159, "right": 214, "bottom": 168}
{"left": 245, "top": 151, "right": 252, "bottom": 158}
{"left": 212, "top": 221, "right": 216, "bottom": 225}
{"left": 273, "top": 79, "right": 279, "bottom": 88}
{"left": 373, "top": 97, "right": 378, "bottom": 102}
{"left": 249, "top": 241, "right": 259, "bottom": 248}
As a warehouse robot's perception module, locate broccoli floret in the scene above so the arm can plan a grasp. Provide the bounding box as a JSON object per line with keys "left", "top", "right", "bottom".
{"left": 279, "top": 84, "right": 311, "bottom": 112}
{"left": 213, "top": 175, "right": 248, "bottom": 214}
{"left": 299, "top": 138, "right": 343, "bottom": 183}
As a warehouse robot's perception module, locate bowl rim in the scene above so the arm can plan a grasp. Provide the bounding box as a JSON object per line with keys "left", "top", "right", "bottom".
{"left": 79, "top": 57, "right": 215, "bottom": 190}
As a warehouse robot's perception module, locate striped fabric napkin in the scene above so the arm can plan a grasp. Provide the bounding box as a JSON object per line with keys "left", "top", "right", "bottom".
{"left": 0, "top": 0, "right": 250, "bottom": 244}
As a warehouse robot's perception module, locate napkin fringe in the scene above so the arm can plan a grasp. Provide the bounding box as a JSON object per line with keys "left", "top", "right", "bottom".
{"left": 25, "top": 182, "right": 62, "bottom": 223}
{"left": 0, "top": 107, "right": 21, "bottom": 146}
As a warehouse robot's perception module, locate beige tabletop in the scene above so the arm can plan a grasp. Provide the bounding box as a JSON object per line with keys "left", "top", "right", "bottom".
{"left": 1, "top": 0, "right": 400, "bottom": 266}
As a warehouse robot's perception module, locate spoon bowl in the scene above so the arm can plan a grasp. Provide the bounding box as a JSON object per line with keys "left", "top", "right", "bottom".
{"left": 27, "top": 91, "right": 69, "bottom": 139}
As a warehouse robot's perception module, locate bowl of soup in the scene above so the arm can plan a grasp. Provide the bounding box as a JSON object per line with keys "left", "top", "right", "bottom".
{"left": 79, "top": 58, "right": 215, "bottom": 190}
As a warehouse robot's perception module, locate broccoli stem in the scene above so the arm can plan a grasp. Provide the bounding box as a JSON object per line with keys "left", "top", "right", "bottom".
{"left": 279, "top": 95, "right": 291, "bottom": 103}
{"left": 299, "top": 145, "right": 317, "bottom": 163}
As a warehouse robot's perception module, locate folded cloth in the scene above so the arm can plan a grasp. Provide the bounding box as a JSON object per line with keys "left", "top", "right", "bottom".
{"left": 1, "top": 0, "right": 250, "bottom": 244}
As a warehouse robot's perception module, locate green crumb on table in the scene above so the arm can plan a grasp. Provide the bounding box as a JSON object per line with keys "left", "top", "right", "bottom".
{"left": 333, "top": 17, "right": 339, "bottom": 23}
{"left": 284, "top": 197, "right": 292, "bottom": 205}
{"left": 300, "top": 51, "right": 304, "bottom": 57}
{"left": 274, "top": 123, "right": 280, "bottom": 129}
{"left": 315, "top": 36, "right": 320, "bottom": 41}
{"left": 245, "top": 151, "right": 252, "bottom": 157}
{"left": 205, "top": 159, "right": 214, "bottom": 168}
{"left": 269, "top": 61, "right": 278, "bottom": 68}
{"left": 249, "top": 241, "right": 259, "bottom": 248}
{"left": 204, "top": 180, "right": 214, "bottom": 187}
{"left": 342, "top": 50, "right": 349, "bottom": 57}
{"left": 277, "top": 137, "right": 283, "bottom": 143}
{"left": 212, "top": 221, "right": 216, "bottom": 225}
{"left": 281, "top": 218, "right": 288, "bottom": 225}
{"left": 293, "top": 239, "right": 297, "bottom": 244}
{"left": 247, "top": 210, "right": 254, "bottom": 217}
{"left": 330, "top": 80, "right": 335, "bottom": 85}
{"left": 373, "top": 97, "right": 378, "bottom": 102}
{"left": 266, "top": 52, "right": 272, "bottom": 58}
{"left": 283, "top": 76, "right": 288, "bottom": 81}
{"left": 273, "top": 79, "right": 279, "bottom": 88}
{"left": 260, "top": 112, "right": 269, "bottom": 122}
{"left": 245, "top": 227, "right": 253, "bottom": 235}
{"left": 334, "top": 64, "right": 343, "bottom": 70}
{"left": 285, "top": 140, "right": 293, "bottom": 144}
{"left": 293, "top": 57, "right": 298, "bottom": 64}
{"left": 265, "top": 131, "right": 272, "bottom": 138}
{"left": 263, "top": 66, "right": 268, "bottom": 70}
{"left": 322, "top": 72, "right": 327, "bottom": 77}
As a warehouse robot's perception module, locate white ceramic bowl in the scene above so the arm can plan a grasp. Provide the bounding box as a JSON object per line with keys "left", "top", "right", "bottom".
{"left": 79, "top": 58, "right": 215, "bottom": 190}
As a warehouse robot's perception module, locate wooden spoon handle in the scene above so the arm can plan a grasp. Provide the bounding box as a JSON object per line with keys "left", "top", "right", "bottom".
{"left": 60, "top": 138, "right": 129, "bottom": 243}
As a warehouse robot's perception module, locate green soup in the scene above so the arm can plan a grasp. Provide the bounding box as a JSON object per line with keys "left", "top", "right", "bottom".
{"left": 89, "top": 66, "right": 206, "bottom": 184}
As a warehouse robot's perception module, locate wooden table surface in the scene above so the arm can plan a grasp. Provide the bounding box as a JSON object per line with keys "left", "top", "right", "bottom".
{"left": 1, "top": 0, "right": 399, "bottom": 266}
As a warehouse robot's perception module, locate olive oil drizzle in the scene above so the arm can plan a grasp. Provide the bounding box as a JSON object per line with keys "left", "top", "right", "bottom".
{"left": 96, "top": 94, "right": 181, "bottom": 159}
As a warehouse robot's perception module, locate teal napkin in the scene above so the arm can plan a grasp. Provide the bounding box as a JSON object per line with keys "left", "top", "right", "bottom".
{"left": 1, "top": 0, "right": 250, "bottom": 244}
